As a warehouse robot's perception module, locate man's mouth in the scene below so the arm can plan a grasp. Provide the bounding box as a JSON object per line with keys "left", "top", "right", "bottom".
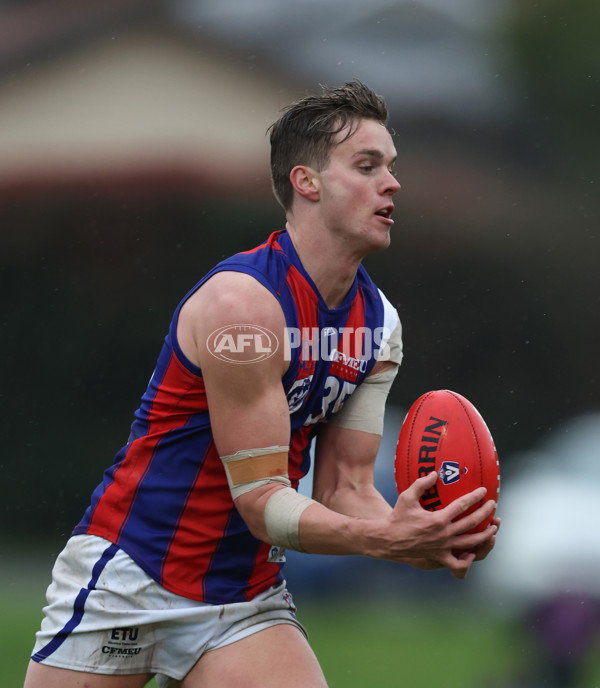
{"left": 374, "top": 205, "right": 394, "bottom": 221}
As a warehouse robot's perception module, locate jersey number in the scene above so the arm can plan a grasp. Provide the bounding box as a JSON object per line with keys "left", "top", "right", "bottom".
{"left": 306, "top": 376, "right": 356, "bottom": 425}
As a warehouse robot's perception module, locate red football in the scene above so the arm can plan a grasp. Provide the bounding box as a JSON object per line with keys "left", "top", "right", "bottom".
{"left": 395, "top": 390, "right": 500, "bottom": 532}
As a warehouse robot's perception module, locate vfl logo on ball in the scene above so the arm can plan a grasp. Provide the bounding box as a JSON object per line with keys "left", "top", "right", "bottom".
{"left": 207, "top": 324, "right": 279, "bottom": 364}
{"left": 439, "top": 460, "right": 462, "bottom": 485}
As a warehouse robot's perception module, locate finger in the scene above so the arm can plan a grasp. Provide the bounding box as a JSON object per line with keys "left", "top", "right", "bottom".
{"left": 456, "top": 523, "right": 498, "bottom": 561}
{"left": 453, "top": 552, "right": 476, "bottom": 579}
{"left": 441, "top": 486, "right": 488, "bottom": 522}
{"left": 404, "top": 470, "right": 437, "bottom": 499}
{"left": 452, "top": 522, "right": 498, "bottom": 552}
{"left": 441, "top": 550, "right": 476, "bottom": 580}
{"left": 473, "top": 532, "right": 497, "bottom": 561}
{"left": 450, "top": 498, "right": 496, "bottom": 536}
{"left": 455, "top": 550, "right": 477, "bottom": 565}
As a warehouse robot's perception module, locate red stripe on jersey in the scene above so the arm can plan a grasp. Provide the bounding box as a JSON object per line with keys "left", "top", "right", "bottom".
{"left": 240, "top": 231, "right": 285, "bottom": 255}
{"left": 345, "top": 286, "right": 367, "bottom": 359}
{"left": 159, "top": 443, "right": 234, "bottom": 595}
{"left": 289, "top": 426, "right": 313, "bottom": 488}
{"left": 86, "top": 352, "right": 207, "bottom": 538}
{"left": 329, "top": 285, "right": 366, "bottom": 382}
{"left": 285, "top": 264, "right": 319, "bottom": 377}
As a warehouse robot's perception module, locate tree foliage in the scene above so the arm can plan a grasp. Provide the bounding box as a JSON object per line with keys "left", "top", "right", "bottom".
{"left": 505, "top": 0, "right": 599, "bottom": 177}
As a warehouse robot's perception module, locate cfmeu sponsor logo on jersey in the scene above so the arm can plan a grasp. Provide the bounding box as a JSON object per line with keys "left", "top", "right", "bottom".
{"left": 207, "top": 324, "right": 279, "bottom": 364}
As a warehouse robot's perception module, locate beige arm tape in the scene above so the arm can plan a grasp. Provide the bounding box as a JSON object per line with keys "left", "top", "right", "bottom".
{"left": 220, "top": 445, "right": 291, "bottom": 499}
{"left": 264, "top": 487, "right": 316, "bottom": 552}
{"left": 220, "top": 446, "right": 316, "bottom": 551}
{"left": 376, "top": 314, "right": 403, "bottom": 364}
{"left": 328, "top": 365, "right": 398, "bottom": 435}
{"left": 328, "top": 320, "right": 402, "bottom": 435}
{"left": 376, "top": 293, "right": 403, "bottom": 365}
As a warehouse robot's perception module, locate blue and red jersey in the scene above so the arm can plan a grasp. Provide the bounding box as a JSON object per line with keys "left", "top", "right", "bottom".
{"left": 74, "top": 230, "right": 397, "bottom": 604}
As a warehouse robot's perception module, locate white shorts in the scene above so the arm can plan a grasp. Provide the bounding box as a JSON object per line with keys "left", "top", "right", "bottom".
{"left": 31, "top": 535, "right": 306, "bottom": 687}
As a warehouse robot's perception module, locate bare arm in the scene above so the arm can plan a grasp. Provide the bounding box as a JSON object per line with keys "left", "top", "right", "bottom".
{"left": 178, "top": 271, "right": 291, "bottom": 451}
{"left": 312, "top": 398, "right": 497, "bottom": 573}
{"left": 313, "top": 423, "right": 392, "bottom": 519}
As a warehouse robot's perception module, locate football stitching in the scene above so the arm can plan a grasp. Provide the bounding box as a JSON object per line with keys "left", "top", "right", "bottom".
{"left": 405, "top": 391, "right": 432, "bottom": 488}
{"left": 448, "top": 391, "right": 484, "bottom": 491}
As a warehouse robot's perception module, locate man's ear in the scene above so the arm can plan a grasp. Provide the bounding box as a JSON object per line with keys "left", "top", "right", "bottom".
{"left": 289, "top": 165, "right": 321, "bottom": 202}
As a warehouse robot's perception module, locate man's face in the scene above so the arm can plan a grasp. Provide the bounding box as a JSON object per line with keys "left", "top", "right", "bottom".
{"left": 316, "top": 118, "right": 400, "bottom": 255}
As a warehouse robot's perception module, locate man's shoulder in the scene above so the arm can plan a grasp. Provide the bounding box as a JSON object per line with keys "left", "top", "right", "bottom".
{"left": 190, "top": 271, "right": 282, "bottom": 321}
{"left": 204, "top": 231, "right": 290, "bottom": 296}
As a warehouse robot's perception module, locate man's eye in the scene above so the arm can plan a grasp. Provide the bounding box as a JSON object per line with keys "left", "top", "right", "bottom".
{"left": 360, "top": 165, "right": 374, "bottom": 173}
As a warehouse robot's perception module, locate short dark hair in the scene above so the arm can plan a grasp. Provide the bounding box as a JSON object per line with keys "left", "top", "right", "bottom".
{"left": 268, "top": 81, "right": 389, "bottom": 211}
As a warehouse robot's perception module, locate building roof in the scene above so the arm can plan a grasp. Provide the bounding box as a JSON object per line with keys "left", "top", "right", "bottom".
{"left": 0, "top": 1, "right": 306, "bottom": 194}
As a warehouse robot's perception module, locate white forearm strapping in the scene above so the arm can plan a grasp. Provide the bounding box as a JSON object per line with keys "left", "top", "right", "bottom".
{"left": 220, "top": 446, "right": 316, "bottom": 551}
{"left": 264, "top": 487, "right": 316, "bottom": 552}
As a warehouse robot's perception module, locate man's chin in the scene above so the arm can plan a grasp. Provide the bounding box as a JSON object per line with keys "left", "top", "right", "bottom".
{"left": 367, "top": 229, "right": 392, "bottom": 254}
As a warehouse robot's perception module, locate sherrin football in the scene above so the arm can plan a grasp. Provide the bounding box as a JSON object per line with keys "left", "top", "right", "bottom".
{"left": 395, "top": 390, "right": 500, "bottom": 532}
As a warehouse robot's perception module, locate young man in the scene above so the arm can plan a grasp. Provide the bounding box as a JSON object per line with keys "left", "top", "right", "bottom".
{"left": 24, "top": 82, "right": 498, "bottom": 688}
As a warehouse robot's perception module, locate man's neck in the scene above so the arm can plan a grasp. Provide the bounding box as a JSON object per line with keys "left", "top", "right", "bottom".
{"left": 285, "top": 220, "right": 361, "bottom": 309}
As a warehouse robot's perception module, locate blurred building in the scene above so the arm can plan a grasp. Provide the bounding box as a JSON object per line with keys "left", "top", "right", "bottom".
{"left": 177, "top": 0, "right": 513, "bottom": 125}
{"left": 0, "top": 0, "right": 305, "bottom": 198}
{"left": 0, "top": 0, "right": 515, "bottom": 197}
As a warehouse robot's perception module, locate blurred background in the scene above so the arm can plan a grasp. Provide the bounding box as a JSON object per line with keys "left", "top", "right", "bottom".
{"left": 1, "top": 0, "right": 598, "bottom": 685}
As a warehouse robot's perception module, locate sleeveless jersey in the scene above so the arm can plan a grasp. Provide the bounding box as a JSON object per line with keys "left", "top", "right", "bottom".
{"left": 74, "top": 230, "right": 398, "bottom": 604}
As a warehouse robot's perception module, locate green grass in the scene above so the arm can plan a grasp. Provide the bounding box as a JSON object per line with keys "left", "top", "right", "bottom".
{"left": 5, "top": 558, "right": 600, "bottom": 688}
{"left": 300, "top": 599, "right": 600, "bottom": 688}
{"left": 2, "top": 586, "right": 523, "bottom": 688}
{"left": 301, "top": 601, "right": 522, "bottom": 688}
